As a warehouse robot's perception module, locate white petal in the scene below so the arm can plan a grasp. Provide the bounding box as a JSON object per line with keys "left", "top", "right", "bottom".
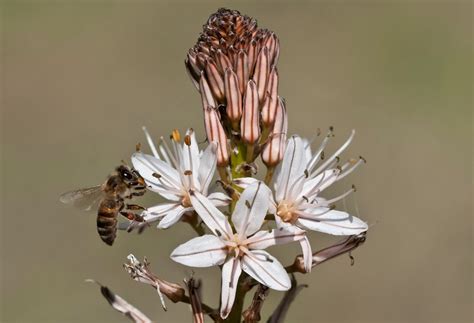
{"left": 198, "top": 143, "right": 218, "bottom": 195}
{"left": 170, "top": 235, "right": 227, "bottom": 267}
{"left": 245, "top": 227, "right": 307, "bottom": 250}
{"left": 299, "top": 235, "right": 313, "bottom": 273}
{"left": 208, "top": 192, "right": 232, "bottom": 207}
{"left": 241, "top": 250, "right": 291, "bottom": 291}
{"left": 233, "top": 177, "right": 258, "bottom": 190}
{"left": 274, "top": 136, "right": 307, "bottom": 202}
{"left": 297, "top": 209, "right": 368, "bottom": 235}
{"left": 232, "top": 181, "right": 271, "bottom": 238}
{"left": 132, "top": 152, "right": 181, "bottom": 190}
{"left": 182, "top": 129, "right": 201, "bottom": 189}
{"left": 142, "top": 203, "right": 180, "bottom": 223}
{"left": 220, "top": 257, "right": 242, "bottom": 319}
{"left": 190, "top": 190, "right": 233, "bottom": 239}
{"left": 157, "top": 205, "right": 190, "bottom": 229}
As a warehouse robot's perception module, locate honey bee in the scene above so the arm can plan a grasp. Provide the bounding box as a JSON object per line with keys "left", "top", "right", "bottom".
{"left": 60, "top": 165, "right": 147, "bottom": 246}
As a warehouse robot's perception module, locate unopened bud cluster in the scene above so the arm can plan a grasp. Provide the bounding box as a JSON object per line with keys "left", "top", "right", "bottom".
{"left": 186, "top": 8, "right": 287, "bottom": 171}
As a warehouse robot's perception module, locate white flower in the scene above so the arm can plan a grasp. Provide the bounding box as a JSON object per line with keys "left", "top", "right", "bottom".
{"left": 131, "top": 128, "right": 231, "bottom": 229}
{"left": 170, "top": 182, "right": 309, "bottom": 319}
{"left": 235, "top": 131, "right": 368, "bottom": 271}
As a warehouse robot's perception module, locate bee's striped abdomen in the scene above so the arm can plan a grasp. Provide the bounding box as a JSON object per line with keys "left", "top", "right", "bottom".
{"left": 97, "top": 198, "right": 121, "bottom": 246}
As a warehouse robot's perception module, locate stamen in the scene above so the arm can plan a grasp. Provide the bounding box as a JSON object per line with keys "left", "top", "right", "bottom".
{"left": 135, "top": 142, "right": 141, "bottom": 152}
{"left": 142, "top": 126, "right": 160, "bottom": 159}
{"left": 159, "top": 137, "right": 179, "bottom": 169}
{"left": 313, "top": 130, "right": 355, "bottom": 175}
{"left": 337, "top": 157, "right": 365, "bottom": 181}
{"left": 307, "top": 128, "right": 333, "bottom": 172}
{"left": 324, "top": 186, "right": 356, "bottom": 205}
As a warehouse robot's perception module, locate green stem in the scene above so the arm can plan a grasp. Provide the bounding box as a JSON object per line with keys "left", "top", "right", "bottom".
{"left": 264, "top": 167, "right": 275, "bottom": 185}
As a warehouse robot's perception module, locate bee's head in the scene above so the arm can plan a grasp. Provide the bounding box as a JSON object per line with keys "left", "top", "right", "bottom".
{"left": 116, "top": 165, "right": 145, "bottom": 186}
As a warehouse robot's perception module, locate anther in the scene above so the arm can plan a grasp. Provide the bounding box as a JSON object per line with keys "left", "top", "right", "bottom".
{"left": 171, "top": 129, "right": 181, "bottom": 142}
{"left": 352, "top": 184, "right": 357, "bottom": 192}
{"left": 360, "top": 155, "right": 367, "bottom": 163}
{"left": 135, "top": 142, "right": 141, "bottom": 152}
{"left": 245, "top": 200, "right": 251, "bottom": 209}
{"left": 152, "top": 173, "right": 162, "bottom": 179}
{"left": 184, "top": 135, "right": 192, "bottom": 146}
{"left": 215, "top": 229, "right": 222, "bottom": 237}
{"left": 184, "top": 170, "right": 193, "bottom": 176}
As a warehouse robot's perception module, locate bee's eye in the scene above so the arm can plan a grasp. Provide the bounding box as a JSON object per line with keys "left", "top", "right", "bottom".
{"left": 121, "top": 170, "right": 132, "bottom": 179}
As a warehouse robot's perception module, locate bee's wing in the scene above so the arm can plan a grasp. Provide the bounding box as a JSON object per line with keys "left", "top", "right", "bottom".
{"left": 60, "top": 185, "right": 104, "bottom": 212}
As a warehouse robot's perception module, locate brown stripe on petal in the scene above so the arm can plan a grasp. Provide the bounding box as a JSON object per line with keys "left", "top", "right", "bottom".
{"left": 235, "top": 50, "right": 249, "bottom": 95}
{"left": 252, "top": 46, "right": 269, "bottom": 104}
{"left": 247, "top": 39, "right": 259, "bottom": 76}
{"left": 199, "top": 73, "right": 217, "bottom": 109}
{"left": 241, "top": 80, "right": 260, "bottom": 144}
{"left": 205, "top": 107, "right": 229, "bottom": 166}
{"left": 216, "top": 49, "right": 233, "bottom": 74}
{"left": 224, "top": 68, "right": 242, "bottom": 123}
{"left": 205, "top": 58, "right": 225, "bottom": 102}
{"left": 261, "top": 66, "right": 279, "bottom": 126}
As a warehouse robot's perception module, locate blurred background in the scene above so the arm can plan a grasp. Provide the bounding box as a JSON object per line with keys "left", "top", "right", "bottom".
{"left": 1, "top": 1, "right": 472, "bottom": 322}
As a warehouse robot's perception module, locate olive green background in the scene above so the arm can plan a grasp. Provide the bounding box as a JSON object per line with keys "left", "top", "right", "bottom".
{"left": 1, "top": 1, "right": 472, "bottom": 322}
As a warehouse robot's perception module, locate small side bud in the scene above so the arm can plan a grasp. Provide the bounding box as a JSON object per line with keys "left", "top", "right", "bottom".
{"left": 252, "top": 46, "right": 270, "bottom": 103}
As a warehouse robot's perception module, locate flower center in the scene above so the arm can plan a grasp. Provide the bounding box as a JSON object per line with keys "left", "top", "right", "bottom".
{"left": 225, "top": 234, "right": 246, "bottom": 258}
{"left": 181, "top": 193, "right": 192, "bottom": 208}
{"left": 277, "top": 202, "right": 299, "bottom": 224}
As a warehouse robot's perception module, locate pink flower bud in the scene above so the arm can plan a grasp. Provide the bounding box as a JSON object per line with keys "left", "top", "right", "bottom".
{"left": 252, "top": 46, "right": 269, "bottom": 104}
{"left": 203, "top": 106, "right": 229, "bottom": 166}
{"left": 205, "top": 58, "right": 225, "bottom": 102}
{"left": 261, "top": 66, "right": 279, "bottom": 127}
{"left": 199, "top": 73, "right": 216, "bottom": 109}
{"left": 241, "top": 80, "right": 260, "bottom": 144}
{"left": 224, "top": 68, "right": 242, "bottom": 124}
{"left": 262, "top": 97, "right": 287, "bottom": 167}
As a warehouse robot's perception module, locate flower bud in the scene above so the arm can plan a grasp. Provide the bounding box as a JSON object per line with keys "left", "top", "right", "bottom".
{"left": 261, "top": 66, "right": 279, "bottom": 127}
{"left": 241, "top": 80, "right": 260, "bottom": 144}
{"left": 236, "top": 50, "right": 249, "bottom": 95}
{"left": 224, "top": 68, "right": 242, "bottom": 125}
{"left": 203, "top": 106, "right": 229, "bottom": 166}
{"left": 252, "top": 46, "right": 269, "bottom": 104}
{"left": 205, "top": 58, "right": 225, "bottom": 102}
{"left": 199, "top": 72, "right": 216, "bottom": 110}
{"left": 262, "top": 97, "right": 287, "bottom": 167}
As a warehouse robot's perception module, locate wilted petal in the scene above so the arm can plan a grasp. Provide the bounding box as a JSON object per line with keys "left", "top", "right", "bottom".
{"left": 241, "top": 250, "right": 291, "bottom": 291}
{"left": 170, "top": 235, "right": 227, "bottom": 267}
{"left": 157, "top": 205, "right": 190, "bottom": 229}
{"left": 274, "top": 136, "right": 307, "bottom": 202}
{"left": 220, "top": 257, "right": 242, "bottom": 319}
{"left": 232, "top": 181, "right": 271, "bottom": 237}
{"left": 245, "top": 227, "right": 307, "bottom": 250}
{"left": 297, "top": 209, "right": 368, "bottom": 235}
{"left": 190, "top": 190, "right": 233, "bottom": 239}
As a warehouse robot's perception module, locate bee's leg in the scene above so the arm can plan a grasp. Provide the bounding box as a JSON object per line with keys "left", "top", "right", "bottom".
{"left": 131, "top": 191, "right": 146, "bottom": 197}
{"left": 126, "top": 204, "right": 146, "bottom": 211}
